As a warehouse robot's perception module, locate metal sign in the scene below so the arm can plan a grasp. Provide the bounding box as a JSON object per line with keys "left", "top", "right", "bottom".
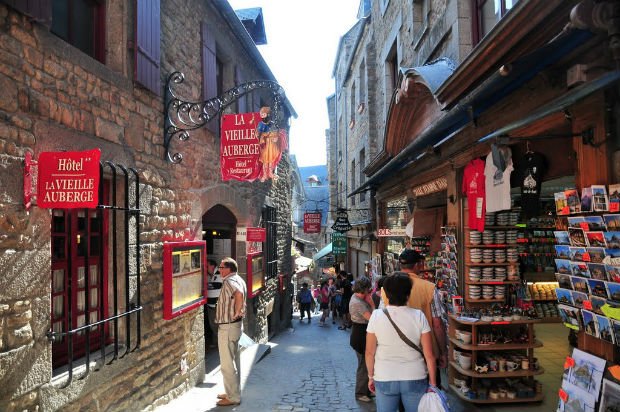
{"left": 37, "top": 149, "right": 101, "bottom": 209}
{"left": 220, "top": 112, "right": 262, "bottom": 181}
{"left": 331, "top": 208, "right": 352, "bottom": 233}
{"left": 247, "top": 227, "right": 266, "bottom": 242}
{"left": 377, "top": 228, "right": 408, "bottom": 237}
{"left": 303, "top": 212, "right": 322, "bottom": 233}
{"left": 332, "top": 232, "right": 347, "bottom": 254}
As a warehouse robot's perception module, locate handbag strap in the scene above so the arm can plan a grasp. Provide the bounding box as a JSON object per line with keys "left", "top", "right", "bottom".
{"left": 382, "top": 308, "right": 424, "bottom": 356}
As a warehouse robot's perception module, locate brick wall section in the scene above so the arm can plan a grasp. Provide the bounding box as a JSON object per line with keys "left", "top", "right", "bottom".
{"left": 0, "top": 1, "right": 293, "bottom": 411}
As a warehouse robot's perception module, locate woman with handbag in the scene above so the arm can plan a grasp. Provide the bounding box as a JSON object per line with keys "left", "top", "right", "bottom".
{"left": 365, "top": 272, "right": 437, "bottom": 411}
{"left": 348, "top": 276, "right": 375, "bottom": 402}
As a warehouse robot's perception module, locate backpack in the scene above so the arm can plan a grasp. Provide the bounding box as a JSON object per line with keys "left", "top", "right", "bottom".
{"left": 300, "top": 289, "right": 312, "bottom": 304}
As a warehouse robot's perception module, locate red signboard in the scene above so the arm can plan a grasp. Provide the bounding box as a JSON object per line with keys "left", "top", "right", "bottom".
{"left": 247, "top": 227, "right": 266, "bottom": 242}
{"left": 37, "top": 149, "right": 101, "bottom": 209}
{"left": 304, "top": 212, "right": 322, "bottom": 233}
{"left": 220, "top": 112, "right": 262, "bottom": 181}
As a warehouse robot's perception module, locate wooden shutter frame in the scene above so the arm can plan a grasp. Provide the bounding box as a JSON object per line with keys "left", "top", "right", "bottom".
{"left": 201, "top": 22, "right": 218, "bottom": 132}
{"left": 135, "top": 0, "right": 161, "bottom": 95}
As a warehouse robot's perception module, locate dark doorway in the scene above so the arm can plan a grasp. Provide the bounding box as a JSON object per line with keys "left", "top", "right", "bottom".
{"left": 202, "top": 205, "right": 237, "bottom": 354}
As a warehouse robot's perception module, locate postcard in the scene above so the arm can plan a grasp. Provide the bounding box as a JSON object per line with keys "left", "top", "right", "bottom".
{"left": 588, "top": 279, "right": 608, "bottom": 298}
{"left": 571, "top": 290, "right": 588, "bottom": 308}
{"left": 606, "top": 281, "right": 620, "bottom": 302}
{"left": 557, "top": 273, "right": 573, "bottom": 290}
{"left": 597, "top": 315, "right": 615, "bottom": 344}
{"left": 585, "top": 216, "right": 606, "bottom": 231}
{"left": 555, "top": 231, "right": 571, "bottom": 245}
{"left": 590, "top": 296, "right": 607, "bottom": 315}
{"left": 588, "top": 263, "right": 607, "bottom": 280}
{"left": 581, "top": 187, "right": 593, "bottom": 213}
{"left": 612, "top": 320, "right": 620, "bottom": 347}
{"left": 604, "top": 214, "right": 620, "bottom": 231}
{"left": 566, "top": 189, "right": 582, "bottom": 214}
{"left": 557, "top": 381, "right": 596, "bottom": 412}
{"left": 603, "top": 232, "right": 620, "bottom": 249}
{"left": 587, "top": 247, "right": 606, "bottom": 263}
{"left": 569, "top": 247, "right": 587, "bottom": 261}
{"left": 606, "top": 248, "right": 620, "bottom": 258}
{"left": 599, "top": 378, "right": 620, "bottom": 411}
{"left": 556, "top": 288, "right": 574, "bottom": 305}
{"left": 571, "top": 262, "right": 591, "bottom": 278}
{"left": 568, "top": 348, "right": 607, "bottom": 396}
{"left": 569, "top": 227, "right": 588, "bottom": 247}
{"left": 558, "top": 304, "right": 581, "bottom": 329}
{"left": 609, "top": 184, "right": 620, "bottom": 212}
{"left": 556, "top": 259, "right": 573, "bottom": 275}
{"left": 555, "top": 245, "right": 571, "bottom": 259}
{"left": 605, "top": 265, "right": 620, "bottom": 283}
{"left": 572, "top": 276, "right": 590, "bottom": 293}
{"left": 582, "top": 309, "right": 600, "bottom": 338}
{"left": 586, "top": 231, "right": 607, "bottom": 248}
{"left": 593, "top": 185, "right": 610, "bottom": 212}
{"left": 567, "top": 216, "right": 587, "bottom": 229}
{"left": 556, "top": 191, "right": 569, "bottom": 215}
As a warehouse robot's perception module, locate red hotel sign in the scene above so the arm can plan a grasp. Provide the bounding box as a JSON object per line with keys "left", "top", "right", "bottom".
{"left": 220, "top": 112, "right": 262, "bottom": 181}
{"left": 304, "top": 212, "right": 322, "bottom": 233}
{"left": 37, "top": 149, "right": 101, "bottom": 209}
{"left": 246, "top": 227, "right": 266, "bottom": 242}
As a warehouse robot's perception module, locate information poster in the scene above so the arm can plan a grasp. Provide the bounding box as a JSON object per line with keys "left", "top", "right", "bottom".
{"left": 163, "top": 241, "right": 207, "bottom": 320}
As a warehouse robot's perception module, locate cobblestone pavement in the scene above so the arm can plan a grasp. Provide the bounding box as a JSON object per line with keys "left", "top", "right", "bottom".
{"left": 153, "top": 311, "right": 560, "bottom": 411}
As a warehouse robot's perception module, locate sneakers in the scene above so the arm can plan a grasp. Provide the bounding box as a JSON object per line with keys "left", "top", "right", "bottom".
{"left": 356, "top": 395, "right": 373, "bottom": 402}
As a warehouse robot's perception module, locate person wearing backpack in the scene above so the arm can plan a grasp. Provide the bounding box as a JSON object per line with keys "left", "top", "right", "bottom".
{"left": 296, "top": 282, "right": 313, "bottom": 323}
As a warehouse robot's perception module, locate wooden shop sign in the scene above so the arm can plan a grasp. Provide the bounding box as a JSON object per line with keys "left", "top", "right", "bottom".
{"left": 37, "top": 149, "right": 101, "bottom": 209}
{"left": 303, "top": 212, "right": 322, "bottom": 233}
{"left": 412, "top": 177, "right": 447, "bottom": 197}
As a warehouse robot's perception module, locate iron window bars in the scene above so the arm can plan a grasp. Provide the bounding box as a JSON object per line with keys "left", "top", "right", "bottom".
{"left": 47, "top": 162, "right": 141, "bottom": 387}
{"left": 263, "top": 206, "right": 278, "bottom": 281}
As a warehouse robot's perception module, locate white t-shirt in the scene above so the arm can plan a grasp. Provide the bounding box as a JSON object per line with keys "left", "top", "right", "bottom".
{"left": 366, "top": 306, "right": 431, "bottom": 381}
{"left": 485, "top": 150, "right": 513, "bottom": 213}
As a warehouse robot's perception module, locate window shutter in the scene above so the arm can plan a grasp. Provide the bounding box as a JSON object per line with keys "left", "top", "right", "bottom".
{"left": 235, "top": 66, "right": 247, "bottom": 113}
{"left": 2, "top": 0, "right": 52, "bottom": 27}
{"left": 135, "top": 0, "right": 161, "bottom": 95}
{"left": 201, "top": 22, "right": 217, "bottom": 131}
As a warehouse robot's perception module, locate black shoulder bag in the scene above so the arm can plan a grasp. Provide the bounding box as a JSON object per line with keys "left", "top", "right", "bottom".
{"left": 382, "top": 308, "right": 424, "bottom": 356}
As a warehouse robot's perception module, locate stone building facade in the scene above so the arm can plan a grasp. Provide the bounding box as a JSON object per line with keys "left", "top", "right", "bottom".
{"left": 0, "top": 0, "right": 294, "bottom": 411}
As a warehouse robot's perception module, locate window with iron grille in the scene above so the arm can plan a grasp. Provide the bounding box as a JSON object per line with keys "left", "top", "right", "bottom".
{"left": 49, "top": 163, "right": 142, "bottom": 386}
{"left": 262, "top": 206, "right": 278, "bottom": 281}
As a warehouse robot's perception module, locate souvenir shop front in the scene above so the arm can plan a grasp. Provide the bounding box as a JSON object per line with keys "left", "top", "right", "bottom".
{"left": 452, "top": 81, "right": 620, "bottom": 408}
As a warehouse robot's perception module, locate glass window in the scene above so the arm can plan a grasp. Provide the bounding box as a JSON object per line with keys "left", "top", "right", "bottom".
{"left": 474, "top": 0, "right": 519, "bottom": 45}
{"left": 51, "top": 0, "right": 105, "bottom": 63}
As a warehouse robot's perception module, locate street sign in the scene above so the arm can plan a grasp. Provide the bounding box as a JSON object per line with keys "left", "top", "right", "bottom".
{"left": 376, "top": 228, "right": 408, "bottom": 237}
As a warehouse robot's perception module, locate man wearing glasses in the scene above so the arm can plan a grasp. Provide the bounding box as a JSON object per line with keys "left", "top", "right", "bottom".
{"left": 214, "top": 257, "right": 246, "bottom": 406}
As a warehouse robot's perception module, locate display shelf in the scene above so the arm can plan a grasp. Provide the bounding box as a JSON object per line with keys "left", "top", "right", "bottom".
{"left": 465, "top": 281, "right": 521, "bottom": 285}
{"left": 449, "top": 314, "right": 541, "bottom": 326}
{"left": 450, "top": 337, "right": 543, "bottom": 351}
{"left": 448, "top": 385, "right": 544, "bottom": 404}
{"left": 450, "top": 361, "right": 545, "bottom": 378}
{"left": 465, "top": 262, "right": 519, "bottom": 267}
{"left": 464, "top": 244, "right": 511, "bottom": 248}
{"left": 465, "top": 226, "right": 518, "bottom": 230}
{"left": 465, "top": 298, "right": 506, "bottom": 303}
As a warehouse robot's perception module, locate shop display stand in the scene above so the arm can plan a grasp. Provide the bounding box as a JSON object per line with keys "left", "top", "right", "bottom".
{"left": 448, "top": 314, "right": 545, "bottom": 403}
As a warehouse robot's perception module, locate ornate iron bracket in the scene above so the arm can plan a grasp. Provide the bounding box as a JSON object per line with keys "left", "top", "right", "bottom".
{"left": 164, "top": 71, "right": 286, "bottom": 163}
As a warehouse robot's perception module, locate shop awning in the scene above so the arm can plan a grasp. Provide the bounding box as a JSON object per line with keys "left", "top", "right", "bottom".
{"left": 349, "top": 28, "right": 593, "bottom": 197}
{"left": 312, "top": 243, "right": 333, "bottom": 261}
{"left": 478, "top": 70, "right": 620, "bottom": 143}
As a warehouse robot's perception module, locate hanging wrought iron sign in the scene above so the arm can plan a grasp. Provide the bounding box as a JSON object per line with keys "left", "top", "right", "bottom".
{"left": 164, "top": 71, "right": 287, "bottom": 164}
{"left": 331, "top": 208, "right": 353, "bottom": 233}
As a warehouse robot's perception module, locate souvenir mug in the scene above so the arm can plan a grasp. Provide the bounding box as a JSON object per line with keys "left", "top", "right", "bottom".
{"left": 506, "top": 361, "right": 519, "bottom": 371}
{"left": 522, "top": 359, "right": 529, "bottom": 370}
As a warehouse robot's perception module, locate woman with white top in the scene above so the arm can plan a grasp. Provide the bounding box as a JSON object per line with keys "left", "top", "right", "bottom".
{"left": 365, "top": 272, "right": 437, "bottom": 411}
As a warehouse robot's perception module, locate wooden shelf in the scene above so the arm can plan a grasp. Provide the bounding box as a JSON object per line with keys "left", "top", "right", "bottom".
{"left": 466, "top": 226, "right": 519, "bottom": 230}
{"left": 466, "top": 280, "right": 521, "bottom": 285}
{"left": 465, "top": 297, "right": 506, "bottom": 303}
{"left": 465, "top": 262, "right": 518, "bottom": 267}
{"left": 450, "top": 314, "right": 541, "bottom": 325}
{"left": 448, "top": 385, "right": 544, "bottom": 404}
{"left": 449, "top": 361, "right": 545, "bottom": 378}
{"left": 465, "top": 243, "right": 512, "bottom": 248}
{"left": 450, "top": 337, "right": 543, "bottom": 351}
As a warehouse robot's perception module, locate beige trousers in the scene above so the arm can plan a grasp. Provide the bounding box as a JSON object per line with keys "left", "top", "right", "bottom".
{"left": 217, "top": 322, "right": 242, "bottom": 402}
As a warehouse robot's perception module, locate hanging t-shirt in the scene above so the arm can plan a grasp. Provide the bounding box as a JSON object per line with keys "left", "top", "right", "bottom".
{"left": 517, "top": 151, "right": 547, "bottom": 217}
{"left": 462, "top": 158, "right": 486, "bottom": 232}
{"left": 485, "top": 148, "right": 513, "bottom": 213}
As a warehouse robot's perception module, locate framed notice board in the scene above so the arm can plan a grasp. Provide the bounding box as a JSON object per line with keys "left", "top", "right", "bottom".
{"left": 163, "top": 241, "right": 207, "bottom": 320}
{"left": 247, "top": 252, "right": 265, "bottom": 298}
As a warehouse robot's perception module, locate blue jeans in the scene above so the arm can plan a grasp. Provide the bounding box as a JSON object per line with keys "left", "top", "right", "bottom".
{"left": 375, "top": 378, "right": 427, "bottom": 412}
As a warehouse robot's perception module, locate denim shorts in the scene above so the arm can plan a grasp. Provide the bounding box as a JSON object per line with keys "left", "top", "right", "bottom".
{"left": 374, "top": 378, "right": 428, "bottom": 412}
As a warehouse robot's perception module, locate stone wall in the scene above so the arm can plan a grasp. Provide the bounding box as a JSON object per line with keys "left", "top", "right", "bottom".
{"left": 0, "top": 1, "right": 293, "bottom": 411}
